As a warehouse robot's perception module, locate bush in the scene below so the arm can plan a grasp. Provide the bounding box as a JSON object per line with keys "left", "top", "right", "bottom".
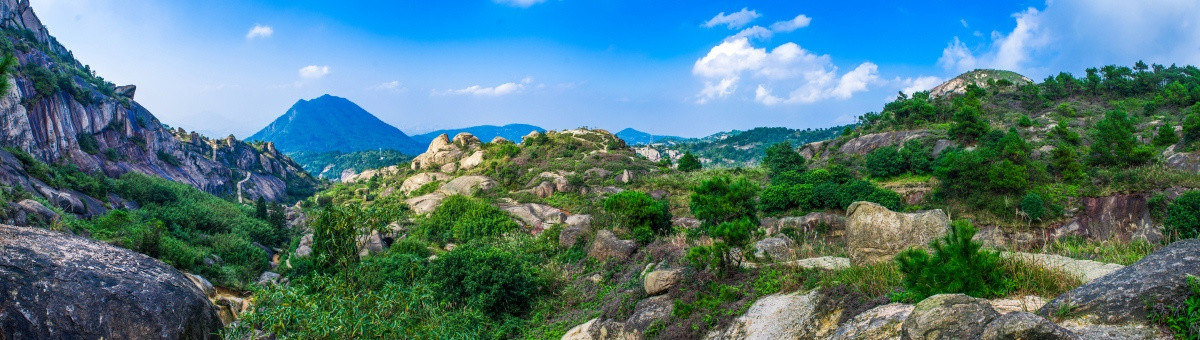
{"left": 77, "top": 132, "right": 100, "bottom": 154}
{"left": 602, "top": 191, "right": 672, "bottom": 244}
{"left": 1165, "top": 191, "right": 1200, "bottom": 240}
{"left": 426, "top": 245, "right": 542, "bottom": 318}
{"left": 689, "top": 175, "right": 758, "bottom": 228}
{"left": 1088, "top": 110, "right": 1152, "bottom": 167}
{"left": 685, "top": 218, "right": 755, "bottom": 275}
{"left": 677, "top": 152, "right": 702, "bottom": 172}
{"left": 758, "top": 184, "right": 797, "bottom": 213}
{"left": 1018, "top": 115, "right": 1034, "bottom": 127}
{"left": 1185, "top": 109, "right": 1200, "bottom": 147}
{"left": 157, "top": 150, "right": 182, "bottom": 167}
{"left": 1020, "top": 193, "right": 1045, "bottom": 221}
{"left": 1153, "top": 123, "right": 1180, "bottom": 147}
{"left": 864, "top": 146, "right": 904, "bottom": 178}
{"left": 763, "top": 142, "right": 805, "bottom": 177}
{"left": 414, "top": 195, "right": 518, "bottom": 245}
{"left": 895, "top": 220, "right": 1009, "bottom": 301}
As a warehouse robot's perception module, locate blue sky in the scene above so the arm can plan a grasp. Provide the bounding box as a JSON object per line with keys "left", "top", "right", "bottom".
{"left": 28, "top": 0, "right": 1200, "bottom": 138}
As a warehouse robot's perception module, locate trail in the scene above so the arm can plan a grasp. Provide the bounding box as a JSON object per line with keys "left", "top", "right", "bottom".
{"left": 237, "top": 172, "right": 251, "bottom": 203}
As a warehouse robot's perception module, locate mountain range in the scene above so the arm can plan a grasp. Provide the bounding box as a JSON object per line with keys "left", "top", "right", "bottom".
{"left": 411, "top": 124, "right": 545, "bottom": 146}
{"left": 614, "top": 128, "right": 682, "bottom": 145}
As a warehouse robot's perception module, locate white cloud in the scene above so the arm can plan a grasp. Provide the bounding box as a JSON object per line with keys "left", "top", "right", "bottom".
{"left": 493, "top": 0, "right": 547, "bottom": 8}
{"left": 769, "top": 14, "right": 812, "bottom": 33}
{"left": 703, "top": 8, "right": 760, "bottom": 29}
{"left": 373, "top": 80, "right": 406, "bottom": 93}
{"left": 937, "top": 0, "right": 1200, "bottom": 77}
{"left": 298, "top": 65, "right": 330, "bottom": 79}
{"left": 732, "top": 26, "right": 773, "bottom": 41}
{"left": 693, "top": 37, "right": 879, "bottom": 105}
{"left": 441, "top": 77, "right": 532, "bottom": 96}
{"left": 899, "top": 76, "right": 945, "bottom": 95}
{"left": 960, "top": 19, "right": 969, "bottom": 28}
{"left": 246, "top": 24, "right": 273, "bottom": 39}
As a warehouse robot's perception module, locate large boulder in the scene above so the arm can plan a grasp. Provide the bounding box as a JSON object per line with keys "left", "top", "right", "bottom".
{"left": 980, "top": 312, "right": 1078, "bottom": 340}
{"left": 405, "top": 192, "right": 447, "bottom": 215}
{"left": 399, "top": 172, "right": 450, "bottom": 194}
{"left": 588, "top": 230, "right": 637, "bottom": 262}
{"left": 439, "top": 175, "right": 497, "bottom": 196}
{"left": 902, "top": 294, "right": 1000, "bottom": 340}
{"left": 501, "top": 203, "right": 567, "bottom": 232}
{"left": 559, "top": 214, "right": 593, "bottom": 247}
{"left": 1037, "top": 239, "right": 1200, "bottom": 327}
{"left": 838, "top": 130, "right": 929, "bottom": 156}
{"left": 830, "top": 303, "right": 913, "bottom": 340}
{"left": 625, "top": 295, "right": 673, "bottom": 331}
{"left": 561, "top": 318, "right": 639, "bottom": 340}
{"left": 643, "top": 269, "right": 682, "bottom": 296}
{"left": 0, "top": 224, "right": 222, "bottom": 339}
{"left": 754, "top": 237, "right": 796, "bottom": 261}
{"left": 844, "top": 201, "right": 949, "bottom": 265}
{"left": 707, "top": 290, "right": 841, "bottom": 339}
{"left": 410, "top": 133, "right": 482, "bottom": 171}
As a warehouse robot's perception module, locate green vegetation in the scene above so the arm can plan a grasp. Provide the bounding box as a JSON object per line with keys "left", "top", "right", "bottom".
{"left": 601, "top": 191, "right": 671, "bottom": 244}
{"left": 1147, "top": 276, "right": 1200, "bottom": 340}
{"left": 894, "top": 220, "right": 1009, "bottom": 301}
{"left": 1046, "top": 236, "right": 1159, "bottom": 265}
{"left": 289, "top": 149, "right": 413, "bottom": 179}
{"left": 1165, "top": 191, "right": 1200, "bottom": 240}
{"left": 677, "top": 151, "right": 701, "bottom": 172}
{"left": 414, "top": 195, "right": 518, "bottom": 245}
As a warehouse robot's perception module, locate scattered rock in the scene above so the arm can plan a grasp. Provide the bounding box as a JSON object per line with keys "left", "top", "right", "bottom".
{"left": 533, "top": 181, "right": 556, "bottom": 198}
{"left": 1037, "top": 239, "right": 1200, "bottom": 326}
{"left": 439, "top": 175, "right": 497, "bottom": 196}
{"left": 588, "top": 230, "right": 637, "bottom": 261}
{"left": 754, "top": 237, "right": 796, "bottom": 261}
{"left": 902, "top": 294, "right": 999, "bottom": 340}
{"left": 980, "top": 311, "right": 1078, "bottom": 340}
{"left": 644, "top": 269, "right": 683, "bottom": 296}
{"left": 294, "top": 233, "right": 314, "bottom": 258}
{"left": 410, "top": 133, "right": 482, "bottom": 171}
{"left": 625, "top": 295, "right": 673, "bottom": 331}
{"left": 617, "top": 169, "right": 635, "bottom": 183}
{"left": 399, "top": 172, "right": 450, "bottom": 194}
{"left": 15, "top": 199, "right": 56, "bottom": 223}
{"left": 0, "top": 224, "right": 222, "bottom": 339}
{"left": 257, "top": 271, "right": 281, "bottom": 286}
{"left": 357, "top": 230, "right": 385, "bottom": 257}
{"left": 845, "top": 201, "right": 949, "bottom": 265}
{"left": 501, "top": 202, "right": 567, "bottom": 232}
{"left": 830, "top": 303, "right": 913, "bottom": 340}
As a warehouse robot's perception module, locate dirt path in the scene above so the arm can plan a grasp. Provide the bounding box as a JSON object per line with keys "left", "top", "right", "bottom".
{"left": 237, "top": 172, "right": 251, "bottom": 203}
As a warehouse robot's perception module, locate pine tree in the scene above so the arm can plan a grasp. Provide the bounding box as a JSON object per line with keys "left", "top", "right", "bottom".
{"left": 677, "top": 152, "right": 701, "bottom": 172}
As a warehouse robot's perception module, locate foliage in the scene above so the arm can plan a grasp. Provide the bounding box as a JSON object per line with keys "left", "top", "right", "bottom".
{"left": 77, "top": 133, "right": 100, "bottom": 155}
{"left": 601, "top": 191, "right": 672, "bottom": 245}
{"left": 689, "top": 175, "right": 758, "bottom": 228}
{"left": 763, "top": 141, "right": 805, "bottom": 177}
{"left": 156, "top": 150, "right": 182, "bottom": 167}
{"left": 864, "top": 146, "right": 905, "bottom": 178}
{"left": 1155, "top": 123, "right": 1181, "bottom": 147}
{"left": 288, "top": 149, "right": 412, "bottom": 180}
{"left": 414, "top": 195, "right": 518, "bottom": 245}
{"left": 949, "top": 101, "right": 990, "bottom": 144}
{"left": 1019, "top": 193, "right": 1045, "bottom": 221}
{"left": 426, "top": 245, "right": 544, "bottom": 319}
{"left": 1147, "top": 275, "right": 1200, "bottom": 340}
{"left": 1047, "top": 236, "right": 1159, "bottom": 265}
{"left": 685, "top": 218, "right": 756, "bottom": 275}
{"left": 1087, "top": 110, "right": 1153, "bottom": 167}
{"left": 677, "top": 152, "right": 702, "bottom": 172}
{"left": 1165, "top": 191, "right": 1200, "bottom": 240}
{"left": 895, "top": 220, "right": 1009, "bottom": 301}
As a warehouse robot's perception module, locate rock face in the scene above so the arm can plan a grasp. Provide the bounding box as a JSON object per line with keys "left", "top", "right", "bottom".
{"left": 844, "top": 201, "right": 949, "bottom": 265}
{"left": 0, "top": 224, "right": 221, "bottom": 339}
{"left": 902, "top": 294, "right": 1000, "bottom": 340}
{"left": 439, "top": 175, "right": 497, "bottom": 196}
{"left": 588, "top": 230, "right": 637, "bottom": 261}
{"left": 1038, "top": 239, "right": 1200, "bottom": 326}
{"left": 980, "top": 312, "right": 1078, "bottom": 340}
{"left": 928, "top": 69, "right": 1033, "bottom": 99}
{"left": 837, "top": 130, "right": 930, "bottom": 156}
{"left": 830, "top": 303, "right": 913, "bottom": 340}
{"left": 708, "top": 290, "right": 841, "bottom": 339}
{"left": 398, "top": 172, "right": 450, "bottom": 194}
{"left": 410, "top": 133, "right": 483, "bottom": 172}
{"left": 501, "top": 202, "right": 567, "bottom": 233}
{"left": 1055, "top": 193, "right": 1159, "bottom": 242}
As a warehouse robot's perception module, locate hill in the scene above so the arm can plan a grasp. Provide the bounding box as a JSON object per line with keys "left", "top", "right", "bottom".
{"left": 633, "top": 126, "right": 849, "bottom": 166}
{"left": 929, "top": 69, "right": 1033, "bottom": 98}
{"left": 411, "top": 123, "right": 544, "bottom": 146}
{"left": 614, "top": 127, "right": 682, "bottom": 145}
{"left": 248, "top": 94, "right": 424, "bottom": 155}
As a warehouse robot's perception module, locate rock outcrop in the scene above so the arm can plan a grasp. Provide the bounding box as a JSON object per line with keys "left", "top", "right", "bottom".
{"left": 928, "top": 69, "right": 1033, "bottom": 99}
{"left": 902, "top": 294, "right": 1000, "bottom": 340}
{"left": 589, "top": 230, "right": 637, "bottom": 261}
{"left": 837, "top": 130, "right": 930, "bottom": 156}
{"left": 844, "top": 201, "right": 949, "bottom": 265}
{"left": 830, "top": 303, "right": 913, "bottom": 340}
{"left": 980, "top": 312, "right": 1078, "bottom": 340}
{"left": 708, "top": 290, "right": 841, "bottom": 339}
{"left": 644, "top": 269, "right": 682, "bottom": 296}
{"left": 0, "top": 224, "right": 222, "bottom": 339}
{"left": 410, "top": 133, "right": 484, "bottom": 172}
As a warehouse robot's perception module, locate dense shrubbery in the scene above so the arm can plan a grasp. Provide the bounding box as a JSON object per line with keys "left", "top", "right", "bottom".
{"left": 894, "top": 220, "right": 1009, "bottom": 301}
{"left": 427, "top": 245, "right": 544, "bottom": 318}
{"left": 1165, "top": 191, "right": 1200, "bottom": 240}
{"left": 413, "top": 195, "right": 518, "bottom": 245}
{"left": 602, "top": 191, "right": 671, "bottom": 244}
{"left": 690, "top": 175, "right": 758, "bottom": 228}
{"left": 1148, "top": 275, "right": 1200, "bottom": 340}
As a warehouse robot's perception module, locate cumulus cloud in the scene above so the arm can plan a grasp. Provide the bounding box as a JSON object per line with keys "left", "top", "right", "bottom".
{"left": 899, "top": 76, "right": 945, "bottom": 95}
{"left": 703, "top": 8, "right": 760, "bottom": 29}
{"left": 246, "top": 24, "right": 273, "bottom": 39}
{"left": 693, "top": 37, "right": 879, "bottom": 105}
{"left": 493, "top": 0, "right": 547, "bottom": 8}
{"left": 298, "top": 65, "right": 330, "bottom": 79}
{"left": 938, "top": 0, "right": 1200, "bottom": 76}
{"left": 769, "top": 14, "right": 812, "bottom": 33}
{"left": 441, "top": 77, "right": 533, "bottom": 96}
{"left": 373, "top": 80, "right": 406, "bottom": 93}
{"left": 732, "top": 26, "right": 773, "bottom": 41}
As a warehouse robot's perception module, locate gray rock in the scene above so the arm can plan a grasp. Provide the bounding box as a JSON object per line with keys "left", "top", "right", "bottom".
{"left": 838, "top": 130, "right": 930, "bottom": 156}
{"left": 708, "top": 289, "right": 842, "bottom": 339}
{"left": 644, "top": 269, "right": 682, "bottom": 296}
{"left": 672, "top": 217, "right": 701, "bottom": 229}
{"left": 981, "top": 312, "right": 1078, "bottom": 340}
{"left": 625, "top": 295, "right": 673, "bottom": 331}
{"left": 257, "top": 271, "right": 281, "bottom": 286}
{"left": 830, "top": 303, "right": 913, "bottom": 340}
{"left": 1038, "top": 239, "right": 1200, "bottom": 325}
{"left": 617, "top": 169, "right": 635, "bottom": 183}
{"left": 754, "top": 237, "right": 796, "bottom": 261}
{"left": 15, "top": 199, "right": 56, "bottom": 223}
{"left": 185, "top": 273, "right": 216, "bottom": 299}
{"left": 559, "top": 214, "right": 594, "bottom": 247}
{"left": 845, "top": 201, "right": 949, "bottom": 265}
{"left": 439, "top": 175, "right": 497, "bottom": 196}
{"left": 588, "top": 230, "right": 637, "bottom": 261}
{"left": 532, "top": 181, "right": 555, "bottom": 198}
{"left": 902, "top": 294, "right": 1000, "bottom": 340}
{"left": 0, "top": 224, "right": 222, "bottom": 339}
{"left": 931, "top": 139, "right": 955, "bottom": 158}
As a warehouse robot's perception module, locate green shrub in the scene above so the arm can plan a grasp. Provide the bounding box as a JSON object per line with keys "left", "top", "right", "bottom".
{"left": 689, "top": 175, "right": 758, "bottom": 228}
{"left": 414, "top": 195, "right": 518, "bottom": 245}
{"left": 426, "top": 245, "right": 543, "bottom": 318}
{"left": 864, "top": 146, "right": 904, "bottom": 178}
{"left": 763, "top": 141, "right": 805, "bottom": 177}
{"left": 102, "top": 148, "right": 120, "bottom": 161}
{"left": 1165, "top": 191, "right": 1200, "bottom": 240}
{"left": 686, "top": 218, "right": 755, "bottom": 275}
{"left": 677, "top": 152, "right": 702, "bottom": 172}
{"left": 1154, "top": 124, "right": 1180, "bottom": 147}
{"left": 949, "top": 104, "right": 989, "bottom": 144}
{"left": 1185, "top": 106, "right": 1200, "bottom": 147}
{"left": 157, "top": 150, "right": 182, "bottom": 167}
{"left": 1020, "top": 193, "right": 1045, "bottom": 221}
{"left": 895, "top": 220, "right": 1009, "bottom": 301}
{"left": 312, "top": 204, "right": 398, "bottom": 273}
{"left": 77, "top": 132, "right": 100, "bottom": 154}
{"left": 1088, "top": 110, "right": 1153, "bottom": 167}
{"left": 602, "top": 191, "right": 671, "bottom": 244}
{"left": 1018, "top": 115, "right": 1034, "bottom": 127}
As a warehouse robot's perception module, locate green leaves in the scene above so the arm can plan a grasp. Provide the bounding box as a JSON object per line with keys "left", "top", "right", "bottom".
{"left": 413, "top": 195, "right": 518, "bottom": 245}
{"left": 1165, "top": 191, "right": 1200, "bottom": 240}
{"left": 895, "top": 220, "right": 1010, "bottom": 301}
{"left": 602, "top": 191, "right": 672, "bottom": 245}
{"left": 677, "top": 151, "right": 702, "bottom": 172}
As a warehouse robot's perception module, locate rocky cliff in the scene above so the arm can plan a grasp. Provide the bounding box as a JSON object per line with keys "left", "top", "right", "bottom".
{"left": 0, "top": 0, "right": 318, "bottom": 203}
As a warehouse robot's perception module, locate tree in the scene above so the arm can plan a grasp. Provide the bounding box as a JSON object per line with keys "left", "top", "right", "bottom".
{"left": 255, "top": 197, "right": 268, "bottom": 220}
{"left": 689, "top": 175, "right": 758, "bottom": 228}
{"left": 949, "top": 104, "right": 990, "bottom": 144}
{"left": 0, "top": 54, "right": 15, "bottom": 95}
{"left": 677, "top": 152, "right": 702, "bottom": 172}
{"left": 1020, "top": 193, "right": 1045, "bottom": 221}
{"left": 1153, "top": 123, "right": 1180, "bottom": 147}
{"left": 1051, "top": 143, "right": 1085, "bottom": 182}
{"left": 1165, "top": 191, "right": 1200, "bottom": 240}
{"left": 895, "top": 220, "right": 1009, "bottom": 301}
{"left": 1184, "top": 107, "right": 1200, "bottom": 147}
{"left": 1088, "top": 110, "right": 1153, "bottom": 166}
{"left": 685, "top": 218, "right": 756, "bottom": 276}
{"left": 763, "top": 142, "right": 805, "bottom": 177}
{"left": 603, "top": 191, "right": 672, "bottom": 244}
{"left": 864, "top": 146, "right": 905, "bottom": 178}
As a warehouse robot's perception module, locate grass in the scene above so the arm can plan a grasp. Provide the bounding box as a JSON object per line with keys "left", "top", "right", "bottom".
{"left": 1000, "top": 257, "right": 1082, "bottom": 298}
{"left": 1046, "top": 236, "right": 1160, "bottom": 265}
{"left": 817, "top": 263, "right": 904, "bottom": 299}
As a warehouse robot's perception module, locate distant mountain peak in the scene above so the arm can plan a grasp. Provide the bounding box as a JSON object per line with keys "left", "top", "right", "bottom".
{"left": 248, "top": 95, "right": 423, "bottom": 154}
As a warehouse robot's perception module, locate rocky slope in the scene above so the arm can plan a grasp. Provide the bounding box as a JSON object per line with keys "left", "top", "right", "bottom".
{"left": 0, "top": 0, "right": 318, "bottom": 204}
{"left": 248, "top": 94, "right": 424, "bottom": 155}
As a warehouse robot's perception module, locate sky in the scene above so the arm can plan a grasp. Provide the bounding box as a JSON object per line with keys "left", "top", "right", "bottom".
{"left": 27, "top": 0, "right": 1200, "bottom": 138}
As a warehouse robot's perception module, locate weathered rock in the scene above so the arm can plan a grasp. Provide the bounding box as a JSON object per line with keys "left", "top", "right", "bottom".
{"left": 760, "top": 212, "right": 846, "bottom": 236}
{"left": 988, "top": 295, "right": 1048, "bottom": 315}
{"left": 588, "top": 230, "right": 637, "bottom": 261}
{"left": 294, "top": 233, "right": 314, "bottom": 257}
{"left": 357, "top": 230, "right": 385, "bottom": 257}
{"left": 928, "top": 70, "right": 1033, "bottom": 99}
{"left": 672, "top": 217, "right": 701, "bottom": 229}
{"left": 458, "top": 150, "right": 484, "bottom": 170}
{"left": 15, "top": 199, "right": 56, "bottom": 223}
{"left": 931, "top": 139, "right": 955, "bottom": 158}
{"left": 559, "top": 214, "right": 593, "bottom": 247}
{"left": 799, "top": 141, "right": 828, "bottom": 160}
{"left": 399, "top": 172, "right": 450, "bottom": 194}
{"left": 1054, "top": 193, "right": 1160, "bottom": 243}
{"left": 830, "top": 303, "right": 913, "bottom": 340}
{"left": 502, "top": 202, "right": 567, "bottom": 232}
{"left": 625, "top": 295, "right": 673, "bottom": 331}
{"left": 439, "top": 175, "right": 497, "bottom": 196}
{"left": 1164, "top": 151, "right": 1200, "bottom": 172}
{"left": 902, "top": 294, "right": 1000, "bottom": 340}
{"left": 561, "top": 318, "right": 639, "bottom": 340}
{"left": 410, "top": 133, "right": 483, "bottom": 171}
{"left": 769, "top": 256, "right": 851, "bottom": 271}
{"left": 0, "top": 224, "right": 222, "bottom": 339}
{"left": 845, "top": 201, "right": 949, "bottom": 265}
{"left": 584, "top": 167, "right": 612, "bottom": 179}
{"left": 490, "top": 136, "right": 510, "bottom": 144}
{"left": 754, "top": 237, "right": 796, "bottom": 261}
{"left": 257, "top": 271, "right": 281, "bottom": 286}
{"left": 980, "top": 312, "right": 1078, "bottom": 340}
{"left": 185, "top": 273, "right": 216, "bottom": 299}
{"left": 617, "top": 169, "right": 635, "bottom": 183}
{"left": 533, "top": 181, "right": 556, "bottom": 198}
{"left": 708, "top": 290, "right": 841, "bottom": 339}
{"left": 405, "top": 192, "right": 447, "bottom": 215}
{"left": 1037, "top": 239, "right": 1200, "bottom": 325}
{"left": 644, "top": 269, "right": 682, "bottom": 296}
{"left": 838, "top": 130, "right": 930, "bottom": 156}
